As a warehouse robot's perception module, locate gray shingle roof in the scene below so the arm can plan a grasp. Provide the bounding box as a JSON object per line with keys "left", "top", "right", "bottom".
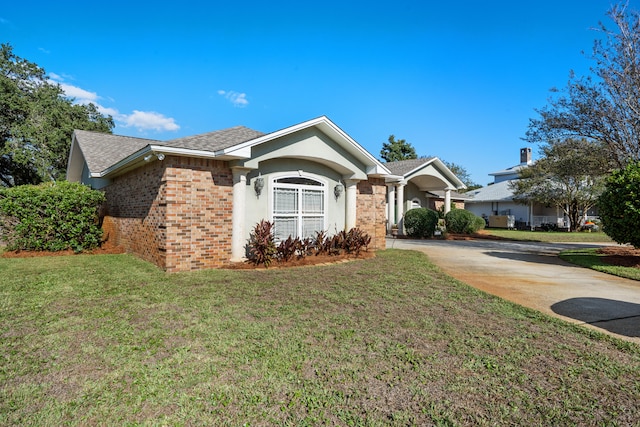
{"left": 74, "top": 126, "right": 266, "bottom": 175}
{"left": 164, "top": 126, "right": 265, "bottom": 152}
{"left": 384, "top": 157, "right": 435, "bottom": 176}
{"left": 74, "top": 130, "right": 160, "bottom": 174}
{"left": 465, "top": 179, "right": 515, "bottom": 202}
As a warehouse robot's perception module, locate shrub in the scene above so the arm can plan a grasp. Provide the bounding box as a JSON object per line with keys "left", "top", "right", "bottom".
{"left": 0, "top": 181, "right": 105, "bottom": 252}
{"left": 247, "top": 220, "right": 277, "bottom": 267}
{"left": 345, "top": 227, "right": 371, "bottom": 255}
{"left": 403, "top": 208, "right": 438, "bottom": 238}
{"left": 248, "top": 223, "right": 372, "bottom": 265}
{"left": 445, "top": 209, "right": 485, "bottom": 234}
{"left": 598, "top": 161, "right": 640, "bottom": 248}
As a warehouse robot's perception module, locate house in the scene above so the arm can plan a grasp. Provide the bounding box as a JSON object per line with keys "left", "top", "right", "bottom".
{"left": 383, "top": 158, "right": 467, "bottom": 232}
{"left": 67, "top": 116, "right": 465, "bottom": 271}
{"left": 465, "top": 148, "right": 567, "bottom": 229}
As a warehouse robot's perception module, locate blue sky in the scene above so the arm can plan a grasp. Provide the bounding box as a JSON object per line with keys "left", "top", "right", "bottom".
{"left": 2, "top": 1, "right": 636, "bottom": 185}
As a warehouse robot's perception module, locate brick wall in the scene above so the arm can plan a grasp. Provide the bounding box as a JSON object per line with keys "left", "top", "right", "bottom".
{"left": 164, "top": 157, "right": 233, "bottom": 272}
{"left": 103, "top": 156, "right": 234, "bottom": 272}
{"left": 356, "top": 178, "right": 387, "bottom": 250}
{"left": 104, "top": 160, "right": 167, "bottom": 269}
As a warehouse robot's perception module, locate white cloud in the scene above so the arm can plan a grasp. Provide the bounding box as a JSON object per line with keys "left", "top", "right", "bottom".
{"left": 49, "top": 74, "right": 180, "bottom": 133}
{"left": 58, "top": 82, "right": 99, "bottom": 105}
{"left": 218, "top": 90, "right": 249, "bottom": 107}
{"left": 123, "top": 110, "right": 180, "bottom": 132}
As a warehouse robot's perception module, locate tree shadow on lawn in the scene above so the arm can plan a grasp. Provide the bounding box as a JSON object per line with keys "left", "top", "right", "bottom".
{"left": 551, "top": 297, "right": 640, "bottom": 338}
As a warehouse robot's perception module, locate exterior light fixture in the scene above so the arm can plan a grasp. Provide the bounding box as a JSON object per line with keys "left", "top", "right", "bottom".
{"left": 144, "top": 153, "right": 165, "bottom": 162}
{"left": 254, "top": 174, "right": 265, "bottom": 196}
{"left": 334, "top": 182, "right": 344, "bottom": 199}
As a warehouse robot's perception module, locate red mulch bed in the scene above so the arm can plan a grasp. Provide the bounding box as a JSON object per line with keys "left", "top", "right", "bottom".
{"left": 597, "top": 246, "right": 640, "bottom": 269}
{"left": 224, "top": 251, "right": 377, "bottom": 269}
{"left": 1, "top": 238, "right": 125, "bottom": 258}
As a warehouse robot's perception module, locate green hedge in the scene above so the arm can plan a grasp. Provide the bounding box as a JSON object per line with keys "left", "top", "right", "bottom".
{"left": 0, "top": 181, "right": 105, "bottom": 251}
{"left": 445, "top": 209, "right": 485, "bottom": 234}
{"left": 598, "top": 161, "right": 640, "bottom": 248}
{"left": 404, "top": 208, "right": 439, "bottom": 238}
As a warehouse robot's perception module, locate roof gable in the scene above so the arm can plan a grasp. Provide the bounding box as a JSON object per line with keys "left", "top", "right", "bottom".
{"left": 385, "top": 158, "right": 436, "bottom": 176}
{"left": 72, "top": 130, "right": 160, "bottom": 175}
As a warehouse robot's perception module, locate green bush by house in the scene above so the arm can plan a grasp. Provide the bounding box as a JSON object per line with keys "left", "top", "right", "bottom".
{"left": 445, "top": 209, "right": 485, "bottom": 234}
{"left": 403, "top": 208, "right": 439, "bottom": 238}
{"left": 0, "top": 181, "right": 105, "bottom": 251}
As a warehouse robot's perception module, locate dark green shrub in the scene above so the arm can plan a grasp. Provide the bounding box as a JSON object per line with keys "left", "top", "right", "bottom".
{"left": 598, "top": 161, "right": 640, "bottom": 248}
{"left": 473, "top": 215, "right": 486, "bottom": 233}
{"left": 445, "top": 209, "right": 485, "bottom": 234}
{"left": 0, "top": 181, "right": 105, "bottom": 252}
{"left": 403, "top": 208, "right": 438, "bottom": 238}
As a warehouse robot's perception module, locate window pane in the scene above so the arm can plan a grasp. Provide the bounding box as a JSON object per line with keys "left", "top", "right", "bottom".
{"left": 274, "top": 188, "right": 298, "bottom": 214}
{"left": 276, "top": 177, "right": 323, "bottom": 186}
{"left": 302, "top": 217, "right": 324, "bottom": 239}
{"left": 274, "top": 217, "right": 298, "bottom": 241}
{"left": 302, "top": 189, "right": 324, "bottom": 214}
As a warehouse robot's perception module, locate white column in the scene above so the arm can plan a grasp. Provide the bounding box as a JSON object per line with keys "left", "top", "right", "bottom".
{"left": 444, "top": 188, "right": 452, "bottom": 214}
{"left": 396, "top": 181, "right": 405, "bottom": 234}
{"left": 231, "top": 168, "right": 249, "bottom": 262}
{"left": 387, "top": 184, "right": 396, "bottom": 231}
{"left": 344, "top": 179, "right": 358, "bottom": 230}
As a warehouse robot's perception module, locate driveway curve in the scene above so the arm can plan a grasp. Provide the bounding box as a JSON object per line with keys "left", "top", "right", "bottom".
{"left": 388, "top": 238, "right": 640, "bottom": 344}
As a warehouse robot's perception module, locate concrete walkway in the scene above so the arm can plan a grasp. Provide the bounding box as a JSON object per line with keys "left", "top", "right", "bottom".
{"left": 388, "top": 238, "right": 640, "bottom": 344}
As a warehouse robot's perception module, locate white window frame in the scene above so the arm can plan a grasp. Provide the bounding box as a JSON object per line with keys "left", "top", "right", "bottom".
{"left": 269, "top": 172, "right": 328, "bottom": 241}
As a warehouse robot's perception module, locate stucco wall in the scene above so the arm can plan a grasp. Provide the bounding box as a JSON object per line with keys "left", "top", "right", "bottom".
{"left": 244, "top": 158, "right": 346, "bottom": 238}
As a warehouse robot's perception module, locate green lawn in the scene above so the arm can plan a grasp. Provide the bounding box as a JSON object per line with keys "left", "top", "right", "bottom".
{"left": 1, "top": 250, "right": 639, "bottom": 426}
{"left": 559, "top": 248, "right": 640, "bottom": 281}
{"left": 480, "top": 228, "right": 614, "bottom": 243}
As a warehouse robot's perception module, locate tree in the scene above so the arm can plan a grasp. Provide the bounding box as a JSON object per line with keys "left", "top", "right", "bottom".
{"left": 510, "top": 139, "right": 612, "bottom": 231}
{"left": 525, "top": 4, "right": 640, "bottom": 167}
{"left": 598, "top": 161, "right": 640, "bottom": 248}
{"left": 380, "top": 135, "right": 417, "bottom": 162}
{"left": 442, "top": 160, "right": 480, "bottom": 190}
{"left": 0, "top": 44, "right": 114, "bottom": 186}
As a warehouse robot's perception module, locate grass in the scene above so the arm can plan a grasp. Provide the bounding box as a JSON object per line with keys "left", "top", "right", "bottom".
{"left": 559, "top": 247, "right": 640, "bottom": 281}
{"left": 1, "top": 250, "right": 639, "bottom": 426}
{"left": 480, "top": 228, "right": 614, "bottom": 243}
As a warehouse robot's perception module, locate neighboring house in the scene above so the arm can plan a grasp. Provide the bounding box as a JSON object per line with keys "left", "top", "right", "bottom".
{"left": 465, "top": 148, "right": 567, "bottom": 229}
{"left": 384, "top": 158, "right": 467, "bottom": 232}
{"left": 68, "top": 117, "right": 394, "bottom": 272}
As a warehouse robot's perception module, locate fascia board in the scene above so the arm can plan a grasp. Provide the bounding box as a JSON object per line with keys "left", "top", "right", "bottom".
{"left": 97, "top": 144, "right": 252, "bottom": 178}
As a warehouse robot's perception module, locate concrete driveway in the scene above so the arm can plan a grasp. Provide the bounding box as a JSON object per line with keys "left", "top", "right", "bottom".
{"left": 388, "top": 238, "right": 640, "bottom": 344}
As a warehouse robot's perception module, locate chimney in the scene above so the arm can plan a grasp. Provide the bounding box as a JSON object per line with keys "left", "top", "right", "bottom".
{"left": 520, "top": 147, "right": 532, "bottom": 165}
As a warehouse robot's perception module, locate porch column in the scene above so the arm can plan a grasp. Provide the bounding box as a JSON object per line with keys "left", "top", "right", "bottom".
{"left": 387, "top": 183, "right": 396, "bottom": 231}
{"left": 396, "top": 181, "right": 406, "bottom": 233}
{"left": 344, "top": 179, "right": 358, "bottom": 230}
{"left": 444, "top": 188, "right": 452, "bottom": 214}
{"left": 231, "top": 167, "right": 250, "bottom": 262}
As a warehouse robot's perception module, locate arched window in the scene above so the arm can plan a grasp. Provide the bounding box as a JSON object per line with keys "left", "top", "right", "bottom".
{"left": 272, "top": 175, "right": 327, "bottom": 241}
